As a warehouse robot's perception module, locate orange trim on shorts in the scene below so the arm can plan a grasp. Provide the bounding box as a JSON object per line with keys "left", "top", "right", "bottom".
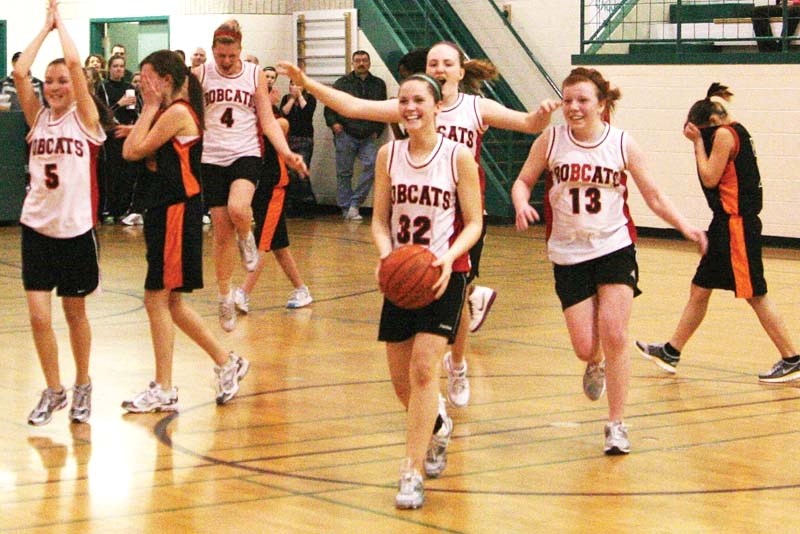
{"left": 728, "top": 215, "right": 753, "bottom": 298}
{"left": 258, "top": 157, "right": 288, "bottom": 252}
{"left": 163, "top": 203, "right": 185, "bottom": 289}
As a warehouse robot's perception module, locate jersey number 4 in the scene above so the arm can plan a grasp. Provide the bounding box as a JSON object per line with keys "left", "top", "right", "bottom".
{"left": 396, "top": 214, "right": 431, "bottom": 246}
{"left": 569, "top": 187, "right": 601, "bottom": 214}
{"left": 220, "top": 107, "right": 235, "bottom": 128}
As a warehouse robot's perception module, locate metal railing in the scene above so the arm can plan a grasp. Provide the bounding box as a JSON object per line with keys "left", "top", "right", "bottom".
{"left": 581, "top": 0, "right": 800, "bottom": 54}
{"left": 486, "top": 0, "right": 562, "bottom": 97}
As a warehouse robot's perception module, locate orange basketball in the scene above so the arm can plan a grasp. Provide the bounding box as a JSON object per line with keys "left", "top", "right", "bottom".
{"left": 379, "top": 245, "right": 442, "bottom": 310}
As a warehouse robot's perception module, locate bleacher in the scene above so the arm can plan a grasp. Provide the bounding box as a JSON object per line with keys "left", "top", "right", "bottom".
{"left": 630, "top": 2, "right": 798, "bottom": 53}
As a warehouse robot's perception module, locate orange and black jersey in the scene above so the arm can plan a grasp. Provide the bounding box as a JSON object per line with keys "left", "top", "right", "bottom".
{"left": 699, "top": 122, "right": 762, "bottom": 217}
{"left": 136, "top": 100, "right": 203, "bottom": 210}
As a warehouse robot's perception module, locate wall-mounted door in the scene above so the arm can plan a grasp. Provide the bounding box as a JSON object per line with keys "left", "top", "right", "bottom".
{"left": 90, "top": 17, "right": 169, "bottom": 68}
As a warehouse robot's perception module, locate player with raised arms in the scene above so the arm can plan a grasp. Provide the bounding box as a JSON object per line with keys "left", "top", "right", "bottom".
{"left": 17, "top": 0, "right": 106, "bottom": 426}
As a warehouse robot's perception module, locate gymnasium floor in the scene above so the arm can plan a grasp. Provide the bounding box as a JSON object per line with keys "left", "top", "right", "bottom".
{"left": 2, "top": 217, "right": 800, "bottom": 532}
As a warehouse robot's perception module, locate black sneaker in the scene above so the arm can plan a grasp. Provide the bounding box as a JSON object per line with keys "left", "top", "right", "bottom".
{"left": 758, "top": 358, "right": 800, "bottom": 383}
{"left": 635, "top": 341, "right": 679, "bottom": 374}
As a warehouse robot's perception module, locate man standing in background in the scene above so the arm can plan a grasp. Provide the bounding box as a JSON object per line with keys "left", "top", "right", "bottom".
{"left": 324, "top": 50, "right": 386, "bottom": 221}
{"left": 1, "top": 52, "right": 44, "bottom": 110}
{"left": 191, "top": 47, "right": 207, "bottom": 68}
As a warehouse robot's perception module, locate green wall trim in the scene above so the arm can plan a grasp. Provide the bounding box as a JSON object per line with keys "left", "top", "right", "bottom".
{"left": 573, "top": 51, "right": 800, "bottom": 65}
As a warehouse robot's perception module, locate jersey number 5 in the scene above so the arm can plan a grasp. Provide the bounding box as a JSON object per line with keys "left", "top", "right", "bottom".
{"left": 396, "top": 214, "right": 431, "bottom": 246}
{"left": 569, "top": 187, "right": 601, "bottom": 214}
{"left": 44, "top": 163, "right": 60, "bottom": 189}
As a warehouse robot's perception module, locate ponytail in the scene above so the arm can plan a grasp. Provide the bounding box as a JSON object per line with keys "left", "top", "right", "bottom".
{"left": 687, "top": 82, "right": 731, "bottom": 126}
{"left": 187, "top": 71, "right": 205, "bottom": 129}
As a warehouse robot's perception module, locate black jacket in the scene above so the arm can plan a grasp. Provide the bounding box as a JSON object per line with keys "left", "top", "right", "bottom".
{"left": 324, "top": 71, "right": 387, "bottom": 139}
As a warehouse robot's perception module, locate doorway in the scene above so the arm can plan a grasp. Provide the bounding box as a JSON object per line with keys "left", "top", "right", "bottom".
{"left": 89, "top": 17, "right": 170, "bottom": 68}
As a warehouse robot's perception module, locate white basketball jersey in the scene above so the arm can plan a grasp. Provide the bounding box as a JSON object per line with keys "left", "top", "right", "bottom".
{"left": 387, "top": 135, "right": 470, "bottom": 273}
{"left": 436, "top": 92, "right": 487, "bottom": 203}
{"left": 22, "top": 105, "right": 106, "bottom": 238}
{"left": 436, "top": 93, "right": 486, "bottom": 162}
{"left": 199, "top": 61, "right": 261, "bottom": 166}
{"left": 544, "top": 123, "right": 637, "bottom": 265}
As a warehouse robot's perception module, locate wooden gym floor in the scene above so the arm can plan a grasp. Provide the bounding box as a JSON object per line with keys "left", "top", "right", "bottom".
{"left": 2, "top": 216, "right": 800, "bottom": 532}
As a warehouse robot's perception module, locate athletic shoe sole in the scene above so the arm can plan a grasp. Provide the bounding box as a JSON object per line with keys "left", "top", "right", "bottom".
{"left": 634, "top": 343, "right": 678, "bottom": 374}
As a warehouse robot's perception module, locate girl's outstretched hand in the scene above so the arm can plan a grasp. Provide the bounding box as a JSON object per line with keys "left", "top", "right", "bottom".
{"left": 276, "top": 61, "right": 305, "bottom": 87}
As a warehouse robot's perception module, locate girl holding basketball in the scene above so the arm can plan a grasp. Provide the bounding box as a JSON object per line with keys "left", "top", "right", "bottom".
{"left": 16, "top": 0, "right": 106, "bottom": 426}
{"left": 372, "top": 74, "right": 482, "bottom": 509}
{"left": 635, "top": 83, "right": 800, "bottom": 383}
{"left": 279, "top": 43, "right": 560, "bottom": 409}
{"left": 511, "top": 67, "right": 707, "bottom": 455}
{"left": 120, "top": 50, "right": 249, "bottom": 412}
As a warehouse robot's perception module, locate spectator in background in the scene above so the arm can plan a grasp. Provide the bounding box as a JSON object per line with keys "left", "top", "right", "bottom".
{"left": 191, "top": 47, "right": 207, "bottom": 68}
{"left": 263, "top": 65, "right": 281, "bottom": 106}
{"left": 323, "top": 50, "right": 387, "bottom": 221}
{"left": 131, "top": 71, "right": 144, "bottom": 113}
{"left": 84, "top": 53, "right": 106, "bottom": 79}
{"left": 98, "top": 53, "right": 141, "bottom": 224}
{"left": 173, "top": 49, "right": 186, "bottom": 65}
{"left": 281, "top": 78, "right": 317, "bottom": 216}
{"left": 82, "top": 67, "right": 102, "bottom": 96}
{"left": 1, "top": 51, "right": 45, "bottom": 111}
{"left": 110, "top": 43, "right": 134, "bottom": 82}
{"left": 752, "top": 0, "right": 800, "bottom": 52}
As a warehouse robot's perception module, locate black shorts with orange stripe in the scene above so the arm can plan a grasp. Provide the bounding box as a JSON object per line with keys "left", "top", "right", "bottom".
{"left": 143, "top": 195, "right": 203, "bottom": 292}
{"left": 693, "top": 214, "right": 766, "bottom": 298}
{"left": 251, "top": 154, "right": 290, "bottom": 252}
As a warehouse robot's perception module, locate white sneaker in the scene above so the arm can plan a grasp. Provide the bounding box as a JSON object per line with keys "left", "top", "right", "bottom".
{"left": 219, "top": 293, "right": 236, "bottom": 332}
{"left": 28, "top": 387, "right": 68, "bottom": 426}
{"left": 69, "top": 382, "right": 92, "bottom": 423}
{"left": 395, "top": 459, "right": 424, "bottom": 510}
{"left": 233, "top": 287, "right": 250, "bottom": 314}
{"left": 468, "top": 286, "right": 497, "bottom": 333}
{"left": 345, "top": 206, "right": 362, "bottom": 221}
{"left": 287, "top": 285, "right": 313, "bottom": 308}
{"left": 214, "top": 352, "right": 250, "bottom": 405}
{"left": 443, "top": 352, "right": 470, "bottom": 407}
{"left": 424, "top": 394, "right": 453, "bottom": 478}
{"left": 121, "top": 382, "right": 178, "bottom": 413}
{"left": 120, "top": 212, "right": 143, "bottom": 226}
{"left": 237, "top": 231, "right": 259, "bottom": 272}
{"left": 604, "top": 421, "right": 631, "bottom": 455}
